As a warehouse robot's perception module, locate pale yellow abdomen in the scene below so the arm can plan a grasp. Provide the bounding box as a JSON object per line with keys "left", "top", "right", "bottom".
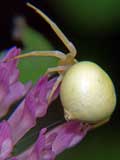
{"left": 60, "top": 61, "right": 116, "bottom": 123}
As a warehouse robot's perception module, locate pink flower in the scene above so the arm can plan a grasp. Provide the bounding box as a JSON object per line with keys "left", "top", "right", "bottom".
{"left": 0, "top": 47, "right": 31, "bottom": 118}
{"left": 11, "top": 122, "right": 90, "bottom": 160}
{"left": 0, "top": 121, "right": 13, "bottom": 160}
{"left": 0, "top": 47, "right": 91, "bottom": 160}
{"left": 8, "top": 75, "right": 59, "bottom": 144}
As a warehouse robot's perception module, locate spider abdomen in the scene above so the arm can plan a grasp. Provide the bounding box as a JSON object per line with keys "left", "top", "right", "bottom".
{"left": 60, "top": 61, "right": 116, "bottom": 123}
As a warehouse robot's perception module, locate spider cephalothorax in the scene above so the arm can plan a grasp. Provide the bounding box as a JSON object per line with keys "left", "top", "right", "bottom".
{"left": 5, "top": 3, "right": 116, "bottom": 128}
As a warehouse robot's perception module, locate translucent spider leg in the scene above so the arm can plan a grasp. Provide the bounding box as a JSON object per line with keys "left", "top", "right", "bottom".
{"left": 27, "top": 3, "right": 77, "bottom": 57}
{"left": 4, "top": 51, "right": 66, "bottom": 62}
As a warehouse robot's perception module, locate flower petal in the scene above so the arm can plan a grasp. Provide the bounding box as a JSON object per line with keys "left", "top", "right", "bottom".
{"left": 0, "top": 67, "right": 9, "bottom": 103}
{"left": 0, "top": 81, "right": 32, "bottom": 118}
{"left": 0, "top": 121, "right": 13, "bottom": 160}
{"left": 46, "top": 121, "right": 90, "bottom": 155}
{"left": 8, "top": 75, "right": 59, "bottom": 144}
{"left": 0, "top": 47, "right": 31, "bottom": 118}
{"left": 2, "top": 46, "right": 21, "bottom": 85}
{"left": 13, "top": 128, "right": 55, "bottom": 160}
{"left": 13, "top": 121, "right": 90, "bottom": 160}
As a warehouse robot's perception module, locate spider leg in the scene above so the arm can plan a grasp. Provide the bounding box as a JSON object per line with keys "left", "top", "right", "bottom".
{"left": 4, "top": 51, "right": 66, "bottom": 62}
{"left": 45, "top": 65, "right": 68, "bottom": 75}
{"left": 48, "top": 74, "right": 63, "bottom": 104}
{"left": 27, "top": 3, "right": 77, "bottom": 57}
{"left": 45, "top": 66, "right": 66, "bottom": 104}
{"left": 91, "top": 118, "right": 110, "bottom": 129}
{"left": 45, "top": 65, "right": 69, "bottom": 104}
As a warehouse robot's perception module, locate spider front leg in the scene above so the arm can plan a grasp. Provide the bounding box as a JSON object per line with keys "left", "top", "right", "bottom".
{"left": 27, "top": 3, "right": 77, "bottom": 57}
{"left": 3, "top": 51, "right": 66, "bottom": 62}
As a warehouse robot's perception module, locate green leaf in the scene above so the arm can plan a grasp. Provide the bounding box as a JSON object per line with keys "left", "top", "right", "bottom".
{"left": 18, "top": 24, "right": 58, "bottom": 83}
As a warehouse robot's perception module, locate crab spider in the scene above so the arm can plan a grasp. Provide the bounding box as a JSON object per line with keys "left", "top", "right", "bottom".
{"left": 5, "top": 3, "right": 116, "bottom": 128}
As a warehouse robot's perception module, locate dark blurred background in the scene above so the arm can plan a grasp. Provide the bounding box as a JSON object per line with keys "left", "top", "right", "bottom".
{"left": 0, "top": 0, "right": 120, "bottom": 160}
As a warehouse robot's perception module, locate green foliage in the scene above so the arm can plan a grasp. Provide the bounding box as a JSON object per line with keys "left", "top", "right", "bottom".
{"left": 18, "top": 24, "right": 58, "bottom": 83}
{"left": 22, "top": 25, "right": 53, "bottom": 51}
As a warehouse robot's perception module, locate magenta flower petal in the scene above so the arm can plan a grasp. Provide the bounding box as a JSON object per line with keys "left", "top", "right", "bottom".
{"left": 25, "top": 75, "right": 59, "bottom": 118}
{"left": 0, "top": 47, "right": 32, "bottom": 118}
{"left": 13, "top": 121, "right": 90, "bottom": 160}
{"left": 2, "top": 46, "right": 20, "bottom": 85}
{"left": 0, "top": 67, "right": 9, "bottom": 103}
{"left": 49, "top": 121, "right": 90, "bottom": 155}
{"left": 0, "top": 81, "right": 32, "bottom": 118}
{"left": 8, "top": 75, "right": 59, "bottom": 144}
{"left": 0, "top": 121, "right": 13, "bottom": 160}
{"left": 2, "top": 46, "right": 20, "bottom": 60}
{"left": 14, "top": 128, "right": 47, "bottom": 160}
